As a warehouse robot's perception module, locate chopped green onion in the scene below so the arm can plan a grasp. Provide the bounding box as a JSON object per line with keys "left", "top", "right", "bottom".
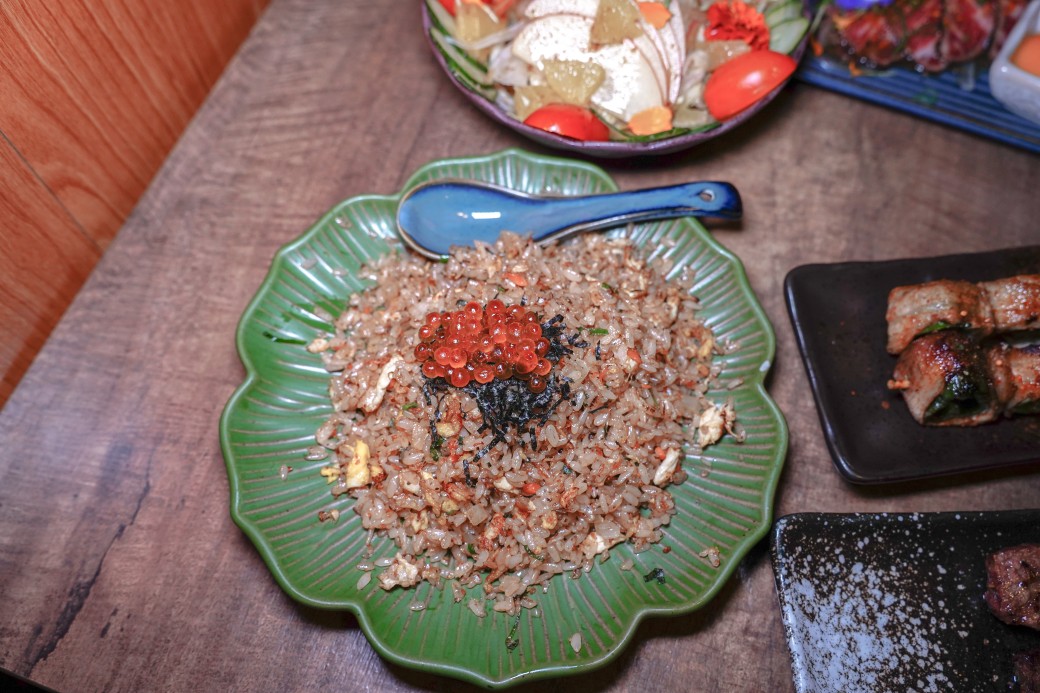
{"left": 919, "top": 321, "right": 953, "bottom": 335}
{"left": 588, "top": 328, "right": 609, "bottom": 335}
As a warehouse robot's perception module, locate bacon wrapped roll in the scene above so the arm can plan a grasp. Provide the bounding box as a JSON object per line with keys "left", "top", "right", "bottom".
{"left": 988, "top": 342, "right": 1040, "bottom": 415}
{"left": 979, "top": 274, "right": 1040, "bottom": 333}
{"left": 885, "top": 279, "right": 995, "bottom": 355}
{"left": 888, "top": 331, "right": 999, "bottom": 426}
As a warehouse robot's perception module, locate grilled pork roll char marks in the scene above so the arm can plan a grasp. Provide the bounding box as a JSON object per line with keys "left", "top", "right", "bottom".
{"left": 889, "top": 330, "right": 999, "bottom": 425}
{"left": 886, "top": 279, "right": 995, "bottom": 355}
{"left": 989, "top": 342, "right": 1040, "bottom": 414}
{"left": 980, "top": 274, "right": 1040, "bottom": 333}
{"left": 984, "top": 544, "right": 1040, "bottom": 631}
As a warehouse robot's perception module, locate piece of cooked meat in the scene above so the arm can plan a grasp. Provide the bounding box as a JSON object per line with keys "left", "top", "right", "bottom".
{"left": 941, "top": 0, "right": 998, "bottom": 65}
{"left": 826, "top": 0, "right": 1027, "bottom": 70}
{"left": 1014, "top": 648, "right": 1040, "bottom": 693}
{"left": 888, "top": 331, "right": 999, "bottom": 426}
{"left": 984, "top": 544, "right": 1040, "bottom": 631}
{"left": 988, "top": 342, "right": 1040, "bottom": 415}
{"left": 886, "top": 279, "right": 995, "bottom": 354}
{"left": 979, "top": 274, "right": 1040, "bottom": 333}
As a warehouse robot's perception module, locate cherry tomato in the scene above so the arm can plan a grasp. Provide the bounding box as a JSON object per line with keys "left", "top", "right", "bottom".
{"left": 437, "top": 0, "right": 516, "bottom": 18}
{"left": 703, "top": 50, "right": 797, "bottom": 121}
{"left": 523, "top": 104, "right": 610, "bottom": 141}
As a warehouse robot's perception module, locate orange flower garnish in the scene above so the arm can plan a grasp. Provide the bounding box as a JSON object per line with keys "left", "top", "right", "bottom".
{"left": 705, "top": 0, "right": 770, "bottom": 52}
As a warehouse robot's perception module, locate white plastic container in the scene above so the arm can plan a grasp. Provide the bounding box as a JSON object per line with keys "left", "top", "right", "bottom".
{"left": 989, "top": 0, "right": 1040, "bottom": 125}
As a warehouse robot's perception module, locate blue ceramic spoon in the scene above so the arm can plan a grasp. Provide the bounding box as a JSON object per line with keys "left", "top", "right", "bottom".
{"left": 396, "top": 179, "right": 742, "bottom": 260}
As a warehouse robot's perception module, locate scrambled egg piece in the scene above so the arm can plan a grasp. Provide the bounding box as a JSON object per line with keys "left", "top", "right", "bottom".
{"left": 359, "top": 355, "right": 404, "bottom": 413}
{"left": 378, "top": 554, "right": 420, "bottom": 590}
{"left": 653, "top": 448, "right": 681, "bottom": 486}
{"left": 697, "top": 402, "right": 735, "bottom": 448}
{"left": 344, "top": 440, "right": 371, "bottom": 489}
{"left": 579, "top": 531, "right": 610, "bottom": 559}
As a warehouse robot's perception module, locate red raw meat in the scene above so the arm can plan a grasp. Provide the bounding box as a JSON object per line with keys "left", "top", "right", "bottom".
{"left": 831, "top": 5, "right": 908, "bottom": 66}
{"left": 904, "top": 0, "right": 945, "bottom": 71}
{"left": 942, "top": 0, "right": 996, "bottom": 63}
{"left": 828, "top": 0, "right": 1017, "bottom": 71}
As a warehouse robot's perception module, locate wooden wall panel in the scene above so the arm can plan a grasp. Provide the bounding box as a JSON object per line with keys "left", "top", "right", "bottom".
{"left": 0, "top": 138, "right": 100, "bottom": 407}
{"left": 0, "top": 0, "right": 270, "bottom": 408}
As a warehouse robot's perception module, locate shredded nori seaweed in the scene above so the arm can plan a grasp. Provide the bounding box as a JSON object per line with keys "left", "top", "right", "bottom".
{"left": 505, "top": 612, "right": 522, "bottom": 652}
{"left": 422, "top": 315, "right": 580, "bottom": 484}
{"left": 643, "top": 567, "right": 667, "bottom": 585}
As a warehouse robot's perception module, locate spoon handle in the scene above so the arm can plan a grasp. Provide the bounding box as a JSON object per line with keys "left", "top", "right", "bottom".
{"left": 532, "top": 181, "right": 741, "bottom": 245}
{"left": 396, "top": 180, "right": 742, "bottom": 259}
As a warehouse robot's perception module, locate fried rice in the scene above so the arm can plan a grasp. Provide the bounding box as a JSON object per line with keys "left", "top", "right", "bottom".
{"left": 307, "top": 232, "right": 736, "bottom": 613}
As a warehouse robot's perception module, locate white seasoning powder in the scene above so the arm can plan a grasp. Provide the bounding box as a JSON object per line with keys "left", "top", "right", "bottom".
{"left": 777, "top": 516, "right": 982, "bottom": 693}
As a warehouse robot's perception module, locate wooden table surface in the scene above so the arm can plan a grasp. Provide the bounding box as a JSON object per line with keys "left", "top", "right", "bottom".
{"left": 2, "top": 2, "right": 1038, "bottom": 691}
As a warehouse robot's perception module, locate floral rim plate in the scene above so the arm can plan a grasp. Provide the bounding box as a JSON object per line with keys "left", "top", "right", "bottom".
{"left": 421, "top": 1, "right": 809, "bottom": 158}
{"left": 219, "top": 148, "right": 788, "bottom": 687}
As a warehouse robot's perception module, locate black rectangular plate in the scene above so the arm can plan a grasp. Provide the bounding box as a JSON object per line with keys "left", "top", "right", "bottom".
{"left": 784, "top": 245, "right": 1040, "bottom": 484}
{"left": 772, "top": 511, "right": 1040, "bottom": 693}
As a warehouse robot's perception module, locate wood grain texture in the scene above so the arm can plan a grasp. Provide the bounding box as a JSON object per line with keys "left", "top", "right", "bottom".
{"left": 0, "top": 0, "right": 270, "bottom": 409}
{"left": 0, "top": 0, "right": 1037, "bottom": 691}
{"left": 0, "top": 137, "right": 99, "bottom": 408}
{"left": 0, "top": 0, "right": 270, "bottom": 247}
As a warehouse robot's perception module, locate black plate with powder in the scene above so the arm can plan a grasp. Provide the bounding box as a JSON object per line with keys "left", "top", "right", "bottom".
{"left": 771, "top": 510, "right": 1040, "bottom": 693}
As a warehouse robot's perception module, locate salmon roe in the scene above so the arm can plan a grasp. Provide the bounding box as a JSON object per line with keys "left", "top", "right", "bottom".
{"left": 412, "top": 300, "right": 552, "bottom": 392}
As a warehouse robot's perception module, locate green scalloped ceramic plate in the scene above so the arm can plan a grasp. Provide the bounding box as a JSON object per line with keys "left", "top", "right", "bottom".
{"left": 219, "top": 148, "right": 788, "bottom": 688}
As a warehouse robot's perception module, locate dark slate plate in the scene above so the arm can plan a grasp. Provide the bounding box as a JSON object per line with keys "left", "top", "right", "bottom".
{"left": 771, "top": 511, "right": 1040, "bottom": 693}
{"left": 784, "top": 245, "right": 1040, "bottom": 484}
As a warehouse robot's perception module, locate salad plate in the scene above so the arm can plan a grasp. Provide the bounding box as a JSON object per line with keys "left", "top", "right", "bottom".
{"left": 219, "top": 148, "right": 788, "bottom": 687}
{"left": 785, "top": 245, "right": 1040, "bottom": 484}
{"left": 421, "top": 0, "right": 810, "bottom": 157}
{"left": 772, "top": 511, "right": 1040, "bottom": 693}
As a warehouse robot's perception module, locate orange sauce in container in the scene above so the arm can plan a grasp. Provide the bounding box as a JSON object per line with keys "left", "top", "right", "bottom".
{"left": 1012, "top": 34, "right": 1040, "bottom": 77}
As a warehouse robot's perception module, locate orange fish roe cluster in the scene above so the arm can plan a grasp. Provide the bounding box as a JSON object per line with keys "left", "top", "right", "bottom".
{"left": 412, "top": 300, "right": 554, "bottom": 392}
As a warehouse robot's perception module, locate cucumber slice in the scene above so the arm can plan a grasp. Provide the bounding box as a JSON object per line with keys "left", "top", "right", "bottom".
{"left": 765, "top": 1, "right": 804, "bottom": 27}
{"left": 769, "top": 16, "right": 810, "bottom": 54}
